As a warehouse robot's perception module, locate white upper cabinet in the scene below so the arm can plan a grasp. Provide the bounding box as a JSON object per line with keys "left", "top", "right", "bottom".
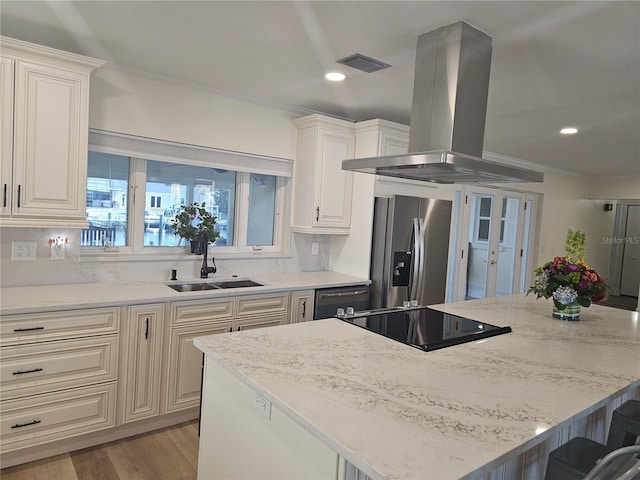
{"left": 292, "top": 114, "right": 355, "bottom": 234}
{"left": 0, "top": 37, "right": 104, "bottom": 228}
{"left": 354, "top": 118, "right": 409, "bottom": 158}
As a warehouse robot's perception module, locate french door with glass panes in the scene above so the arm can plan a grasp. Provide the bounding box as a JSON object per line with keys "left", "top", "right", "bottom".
{"left": 456, "top": 186, "right": 535, "bottom": 300}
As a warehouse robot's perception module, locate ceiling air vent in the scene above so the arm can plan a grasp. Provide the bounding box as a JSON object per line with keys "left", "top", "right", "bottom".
{"left": 336, "top": 53, "right": 390, "bottom": 73}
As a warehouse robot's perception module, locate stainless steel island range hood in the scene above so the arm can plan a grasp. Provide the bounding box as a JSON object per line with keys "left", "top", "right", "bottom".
{"left": 342, "top": 21, "right": 543, "bottom": 184}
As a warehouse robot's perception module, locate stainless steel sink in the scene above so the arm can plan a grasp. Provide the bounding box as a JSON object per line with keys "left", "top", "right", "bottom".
{"left": 167, "top": 282, "right": 218, "bottom": 292}
{"left": 166, "top": 279, "right": 264, "bottom": 292}
{"left": 210, "top": 279, "right": 264, "bottom": 289}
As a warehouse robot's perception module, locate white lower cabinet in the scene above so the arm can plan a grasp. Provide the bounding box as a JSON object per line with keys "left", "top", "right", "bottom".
{"left": 165, "top": 321, "right": 233, "bottom": 413}
{"left": 0, "top": 307, "right": 119, "bottom": 457}
{"left": 165, "top": 293, "right": 290, "bottom": 413}
{"left": 290, "top": 290, "right": 315, "bottom": 323}
{"left": 0, "top": 383, "right": 116, "bottom": 453}
{"left": 119, "top": 304, "right": 164, "bottom": 424}
{"left": 0, "top": 335, "right": 118, "bottom": 401}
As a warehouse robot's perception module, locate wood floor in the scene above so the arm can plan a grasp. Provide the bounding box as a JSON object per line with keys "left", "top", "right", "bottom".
{"left": 1, "top": 420, "right": 199, "bottom": 480}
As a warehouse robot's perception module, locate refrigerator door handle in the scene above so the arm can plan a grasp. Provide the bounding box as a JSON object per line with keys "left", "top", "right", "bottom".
{"left": 411, "top": 217, "right": 421, "bottom": 301}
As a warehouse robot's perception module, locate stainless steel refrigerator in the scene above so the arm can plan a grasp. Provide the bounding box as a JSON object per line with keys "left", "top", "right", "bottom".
{"left": 370, "top": 195, "right": 452, "bottom": 309}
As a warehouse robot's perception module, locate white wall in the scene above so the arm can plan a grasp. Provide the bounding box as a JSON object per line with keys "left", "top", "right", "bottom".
{"left": 89, "top": 66, "right": 298, "bottom": 159}
{"left": 587, "top": 175, "right": 640, "bottom": 200}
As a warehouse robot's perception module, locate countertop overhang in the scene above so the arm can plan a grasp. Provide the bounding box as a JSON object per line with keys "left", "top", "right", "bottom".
{"left": 194, "top": 294, "right": 640, "bottom": 479}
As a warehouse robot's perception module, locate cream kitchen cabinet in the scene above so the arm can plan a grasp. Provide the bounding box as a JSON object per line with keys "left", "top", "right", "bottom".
{"left": 292, "top": 114, "right": 355, "bottom": 234}
{"left": 354, "top": 118, "right": 409, "bottom": 158}
{"left": 0, "top": 307, "right": 119, "bottom": 456}
{"left": 165, "top": 297, "right": 235, "bottom": 413}
{"left": 165, "top": 293, "right": 289, "bottom": 413}
{"left": 119, "top": 304, "right": 164, "bottom": 424}
{"left": 290, "top": 290, "right": 315, "bottom": 323}
{"left": 0, "top": 36, "right": 103, "bottom": 227}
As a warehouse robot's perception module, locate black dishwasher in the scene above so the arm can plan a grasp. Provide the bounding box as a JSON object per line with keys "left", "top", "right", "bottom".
{"left": 313, "top": 285, "right": 370, "bottom": 319}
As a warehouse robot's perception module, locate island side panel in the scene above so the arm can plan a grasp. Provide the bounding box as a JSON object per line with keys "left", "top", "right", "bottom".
{"left": 198, "top": 356, "right": 340, "bottom": 480}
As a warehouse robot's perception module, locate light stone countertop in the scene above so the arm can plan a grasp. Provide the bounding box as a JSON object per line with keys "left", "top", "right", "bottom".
{"left": 194, "top": 294, "right": 640, "bottom": 480}
{"left": 0, "top": 271, "right": 369, "bottom": 315}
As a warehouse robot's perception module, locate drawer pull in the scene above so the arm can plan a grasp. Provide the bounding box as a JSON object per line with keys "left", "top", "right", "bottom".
{"left": 13, "top": 326, "right": 45, "bottom": 332}
{"left": 13, "top": 367, "right": 43, "bottom": 375}
{"left": 17, "top": 184, "right": 21, "bottom": 208}
{"left": 11, "top": 420, "right": 41, "bottom": 429}
{"left": 144, "top": 318, "right": 149, "bottom": 340}
{"left": 2, "top": 183, "right": 6, "bottom": 208}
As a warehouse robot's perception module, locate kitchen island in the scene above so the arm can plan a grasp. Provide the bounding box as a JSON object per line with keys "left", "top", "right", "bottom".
{"left": 194, "top": 294, "right": 640, "bottom": 480}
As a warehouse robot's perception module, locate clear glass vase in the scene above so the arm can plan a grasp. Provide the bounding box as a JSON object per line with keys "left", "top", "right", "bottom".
{"left": 552, "top": 301, "right": 581, "bottom": 321}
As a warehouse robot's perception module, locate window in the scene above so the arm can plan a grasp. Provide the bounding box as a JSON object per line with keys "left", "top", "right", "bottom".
{"left": 476, "top": 196, "right": 492, "bottom": 242}
{"left": 83, "top": 151, "right": 129, "bottom": 247}
{"left": 144, "top": 160, "right": 236, "bottom": 247}
{"left": 83, "top": 131, "right": 292, "bottom": 255}
{"left": 247, "top": 174, "right": 276, "bottom": 246}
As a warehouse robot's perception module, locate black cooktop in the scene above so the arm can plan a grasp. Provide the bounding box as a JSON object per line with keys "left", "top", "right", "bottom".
{"left": 337, "top": 306, "right": 512, "bottom": 352}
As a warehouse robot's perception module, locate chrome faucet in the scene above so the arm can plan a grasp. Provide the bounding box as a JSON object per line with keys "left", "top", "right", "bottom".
{"left": 197, "top": 230, "right": 217, "bottom": 278}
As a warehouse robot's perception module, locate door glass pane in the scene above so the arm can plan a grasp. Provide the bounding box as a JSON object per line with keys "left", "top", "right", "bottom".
{"left": 496, "top": 197, "right": 521, "bottom": 296}
{"left": 466, "top": 194, "right": 493, "bottom": 299}
{"left": 519, "top": 200, "right": 533, "bottom": 293}
{"left": 145, "top": 160, "right": 236, "bottom": 247}
{"left": 247, "top": 174, "right": 276, "bottom": 246}
{"left": 83, "top": 151, "right": 129, "bottom": 247}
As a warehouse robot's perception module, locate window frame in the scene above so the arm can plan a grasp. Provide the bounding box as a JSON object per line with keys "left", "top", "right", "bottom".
{"left": 81, "top": 130, "right": 292, "bottom": 260}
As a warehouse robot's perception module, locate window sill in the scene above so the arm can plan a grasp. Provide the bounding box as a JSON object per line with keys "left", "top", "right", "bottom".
{"left": 79, "top": 248, "right": 292, "bottom": 263}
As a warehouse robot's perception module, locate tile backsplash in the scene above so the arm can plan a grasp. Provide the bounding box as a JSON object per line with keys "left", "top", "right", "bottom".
{"left": 0, "top": 228, "right": 331, "bottom": 287}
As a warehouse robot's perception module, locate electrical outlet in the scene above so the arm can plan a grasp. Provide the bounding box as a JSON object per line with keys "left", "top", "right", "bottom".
{"left": 12, "top": 241, "right": 37, "bottom": 261}
{"left": 253, "top": 392, "right": 271, "bottom": 420}
{"left": 311, "top": 242, "right": 319, "bottom": 256}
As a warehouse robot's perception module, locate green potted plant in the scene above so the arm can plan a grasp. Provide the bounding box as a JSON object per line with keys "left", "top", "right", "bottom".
{"left": 171, "top": 202, "right": 220, "bottom": 252}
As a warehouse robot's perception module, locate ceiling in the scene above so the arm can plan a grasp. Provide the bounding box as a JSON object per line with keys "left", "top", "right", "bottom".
{"left": 1, "top": 1, "right": 639, "bottom": 177}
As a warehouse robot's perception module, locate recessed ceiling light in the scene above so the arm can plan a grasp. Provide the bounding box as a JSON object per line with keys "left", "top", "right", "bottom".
{"left": 560, "top": 127, "right": 578, "bottom": 135}
{"left": 325, "top": 72, "right": 345, "bottom": 82}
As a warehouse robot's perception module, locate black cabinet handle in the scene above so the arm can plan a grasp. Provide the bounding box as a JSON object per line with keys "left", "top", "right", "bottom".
{"left": 13, "top": 368, "right": 43, "bottom": 375}
{"left": 17, "top": 184, "right": 21, "bottom": 208}
{"left": 315, "top": 206, "right": 319, "bottom": 222}
{"left": 144, "top": 318, "right": 149, "bottom": 339}
{"left": 3, "top": 183, "right": 6, "bottom": 208}
{"left": 13, "top": 326, "right": 44, "bottom": 332}
{"left": 302, "top": 300, "right": 306, "bottom": 319}
{"left": 11, "top": 420, "right": 41, "bottom": 429}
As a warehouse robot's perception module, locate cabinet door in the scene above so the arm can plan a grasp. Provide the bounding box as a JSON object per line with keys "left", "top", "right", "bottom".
{"left": 120, "top": 304, "right": 164, "bottom": 424}
{"left": 313, "top": 127, "right": 354, "bottom": 229}
{"left": 292, "top": 115, "right": 355, "bottom": 234}
{"left": 165, "top": 321, "right": 233, "bottom": 413}
{"left": 0, "top": 56, "right": 14, "bottom": 217}
{"left": 11, "top": 59, "right": 89, "bottom": 220}
{"left": 290, "top": 290, "right": 314, "bottom": 323}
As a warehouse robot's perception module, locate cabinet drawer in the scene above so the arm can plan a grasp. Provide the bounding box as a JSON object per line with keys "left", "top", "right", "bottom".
{"left": 236, "top": 293, "right": 290, "bottom": 318}
{"left": 0, "top": 382, "right": 116, "bottom": 452}
{"left": 0, "top": 307, "right": 120, "bottom": 346}
{"left": 171, "top": 298, "right": 234, "bottom": 326}
{"left": 235, "top": 314, "right": 288, "bottom": 331}
{"left": 0, "top": 335, "right": 118, "bottom": 400}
